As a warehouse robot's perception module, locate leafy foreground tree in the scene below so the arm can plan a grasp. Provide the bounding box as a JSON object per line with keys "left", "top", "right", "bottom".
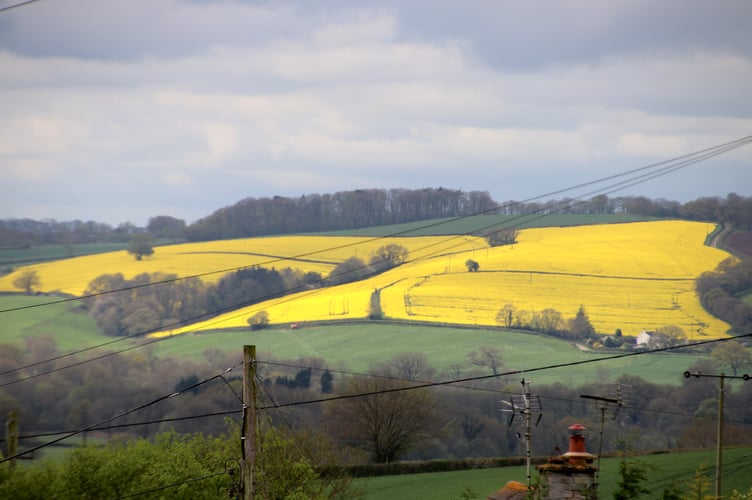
{"left": 0, "top": 423, "right": 359, "bottom": 499}
{"left": 612, "top": 451, "right": 649, "bottom": 500}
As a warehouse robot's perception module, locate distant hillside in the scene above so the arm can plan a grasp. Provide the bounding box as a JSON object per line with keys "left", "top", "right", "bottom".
{"left": 317, "top": 213, "right": 654, "bottom": 237}
{"left": 2, "top": 190, "right": 750, "bottom": 246}
{"left": 125, "top": 219, "right": 731, "bottom": 339}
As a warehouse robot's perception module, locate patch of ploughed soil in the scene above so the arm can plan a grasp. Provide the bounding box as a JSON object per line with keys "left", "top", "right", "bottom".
{"left": 724, "top": 230, "right": 752, "bottom": 257}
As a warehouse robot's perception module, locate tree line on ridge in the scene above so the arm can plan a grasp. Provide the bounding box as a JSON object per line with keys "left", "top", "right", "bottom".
{"left": 2, "top": 190, "right": 750, "bottom": 247}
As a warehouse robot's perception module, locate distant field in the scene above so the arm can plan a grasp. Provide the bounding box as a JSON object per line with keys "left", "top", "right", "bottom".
{"left": 142, "top": 323, "right": 704, "bottom": 386}
{"left": 0, "top": 219, "right": 731, "bottom": 343}
{"left": 151, "top": 220, "right": 729, "bottom": 339}
{"left": 358, "top": 447, "right": 752, "bottom": 499}
{"left": 0, "top": 298, "right": 706, "bottom": 386}
{"left": 318, "top": 213, "right": 655, "bottom": 237}
{"left": 0, "top": 243, "right": 127, "bottom": 271}
{"left": 0, "top": 235, "right": 484, "bottom": 296}
{"left": 0, "top": 295, "right": 104, "bottom": 350}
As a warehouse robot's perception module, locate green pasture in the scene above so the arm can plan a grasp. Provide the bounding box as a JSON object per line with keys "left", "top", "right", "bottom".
{"left": 0, "top": 295, "right": 103, "bottom": 350}
{"left": 0, "top": 243, "right": 127, "bottom": 271}
{"left": 359, "top": 447, "right": 752, "bottom": 499}
{"left": 150, "top": 323, "right": 703, "bottom": 386}
{"left": 0, "top": 296, "right": 708, "bottom": 386}
{"left": 319, "top": 214, "right": 653, "bottom": 237}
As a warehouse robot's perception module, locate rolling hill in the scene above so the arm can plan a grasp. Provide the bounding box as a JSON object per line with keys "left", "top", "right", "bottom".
{"left": 0, "top": 218, "right": 731, "bottom": 339}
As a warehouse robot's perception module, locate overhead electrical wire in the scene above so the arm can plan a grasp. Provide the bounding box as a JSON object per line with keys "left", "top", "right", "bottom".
{"left": 6, "top": 332, "right": 749, "bottom": 461}
{"left": 256, "top": 373, "right": 321, "bottom": 466}
{"left": 641, "top": 451, "right": 752, "bottom": 493}
{"left": 2, "top": 134, "right": 748, "bottom": 324}
{"left": 3, "top": 133, "right": 749, "bottom": 315}
{"left": 255, "top": 333, "right": 752, "bottom": 411}
{"left": 259, "top": 360, "right": 752, "bottom": 429}
{"left": 2, "top": 410, "right": 242, "bottom": 442}
{"left": 113, "top": 470, "right": 233, "bottom": 500}
{"left": 0, "top": 135, "right": 750, "bottom": 388}
{"left": 0, "top": 0, "right": 44, "bottom": 13}
{"left": 0, "top": 156, "right": 712, "bottom": 385}
{"left": 0, "top": 364, "right": 240, "bottom": 464}
{"left": 7, "top": 331, "right": 752, "bottom": 445}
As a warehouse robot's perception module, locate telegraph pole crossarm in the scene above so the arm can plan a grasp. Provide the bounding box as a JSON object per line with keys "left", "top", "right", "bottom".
{"left": 683, "top": 370, "right": 751, "bottom": 500}
{"left": 580, "top": 383, "right": 632, "bottom": 489}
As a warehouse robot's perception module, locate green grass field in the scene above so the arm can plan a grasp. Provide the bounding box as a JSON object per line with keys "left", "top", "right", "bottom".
{"left": 0, "top": 295, "right": 707, "bottom": 386}
{"left": 318, "top": 213, "right": 654, "bottom": 237}
{"left": 358, "top": 447, "right": 752, "bottom": 499}
{"left": 150, "top": 323, "right": 707, "bottom": 386}
{"left": 0, "top": 243, "right": 129, "bottom": 271}
{"left": 0, "top": 295, "right": 104, "bottom": 350}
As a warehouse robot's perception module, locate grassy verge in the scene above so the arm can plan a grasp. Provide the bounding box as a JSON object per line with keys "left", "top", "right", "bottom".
{"left": 357, "top": 447, "right": 752, "bottom": 499}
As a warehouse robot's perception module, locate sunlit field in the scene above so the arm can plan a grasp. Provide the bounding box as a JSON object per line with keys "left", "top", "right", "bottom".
{"left": 146, "top": 220, "right": 730, "bottom": 339}
{"left": 0, "top": 235, "right": 484, "bottom": 296}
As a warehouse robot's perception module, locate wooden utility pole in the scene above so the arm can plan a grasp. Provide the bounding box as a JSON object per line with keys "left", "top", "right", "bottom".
{"left": 716, "top": 374, "right": 724, "bottom": 500}
{"left": 684, "top": 370, "right": 751, "bottom": 500}
{"left": 241, "top": 345, "right": 257, "bottom": 500}
{"left": 6, "top": 410, "right": 18, "bottom": 470}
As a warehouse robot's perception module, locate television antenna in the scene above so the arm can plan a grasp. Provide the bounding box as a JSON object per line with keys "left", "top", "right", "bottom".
{"left": 580, "top": 383, "right": 632, "bottom": 484}
{"left": 501, "top": 378, "right": 543, "bottom": 490}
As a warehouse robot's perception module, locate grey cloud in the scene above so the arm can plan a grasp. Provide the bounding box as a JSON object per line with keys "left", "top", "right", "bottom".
{"left": 3, "top": 0, "right": 750, "bottom": 65}
{"left": 0, "top": 0, "right": 304, "bottom": 59}
{"left": 1, "top": 0, "right": 750, "bottom": 226}
{"left": 389, "top": 0, "right": 752, "bottom": 69}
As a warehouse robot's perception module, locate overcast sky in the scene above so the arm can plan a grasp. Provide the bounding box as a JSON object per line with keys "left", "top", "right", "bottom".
{"left": 1, "top": 0, "right": 751, "bottom": 226}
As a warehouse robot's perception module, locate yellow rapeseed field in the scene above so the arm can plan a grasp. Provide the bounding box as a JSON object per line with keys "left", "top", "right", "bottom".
{"left": 0, "top": 235, "right": 483, "bottom": 296}
{"left": 150, "top": 220, "right": 730, "bottom": 339}
{"left": 1, "top": 221, "right": 731, "bottom": 339}
{"left": 377, "top": 220, "right": 729, "bottom": 339}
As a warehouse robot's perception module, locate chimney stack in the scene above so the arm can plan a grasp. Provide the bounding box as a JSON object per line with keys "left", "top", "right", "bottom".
{"left": 536, "top": 423, "right": 598, "bottom": 499}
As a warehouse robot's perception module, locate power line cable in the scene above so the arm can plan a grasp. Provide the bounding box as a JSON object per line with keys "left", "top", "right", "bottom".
{"left": 641, "top": 450, "right": 752, "bottom": 492}
{"left": 3, "top": 135, "right": 747, "bottom": 322}
{"left": 0, "top": 0, "right": 44, "bottom": 13}
{"left": 260, "top": 359, "right": 752, "bottom": 429}
{"left": 256, "top": 373, "right": 322, "bottom": 465}
{"left": 0, "top": 136, "right": 748, "bottom": 386}
{"left": 3, "top": 133, "right": 749, "bottom": 315}
{"left": 255, "top": 333, "right": 752, "bottom": 410}
{"left": 8, "top": 338, "right": 752, "bottom": 443}
{"left": 0, "top": 364, "right": 239, "bottom": 463}
{"left": 3, "top": 410, "right": 242, "bottom": 441}
{"left": 113, "top": 469, "right": 232, "bottom": 500}
{"left": 0, "top": 152, "right": 708, "bottom": 383}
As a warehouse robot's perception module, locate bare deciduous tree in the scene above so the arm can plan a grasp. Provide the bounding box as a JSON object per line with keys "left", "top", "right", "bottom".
{"left": 325, "top": 371, "right": 436, "bottom": 463}
{"left": 467, "top": 346, "right": 503, "bottom": 375}
{"left": 12, "top": 269, "right": 40, "bottom": 294}
{"left": 711, "top": 340, "right": 752, "bottom": 376}
{"left": 496, "top": 303, "right": 516, "bottom": 328}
